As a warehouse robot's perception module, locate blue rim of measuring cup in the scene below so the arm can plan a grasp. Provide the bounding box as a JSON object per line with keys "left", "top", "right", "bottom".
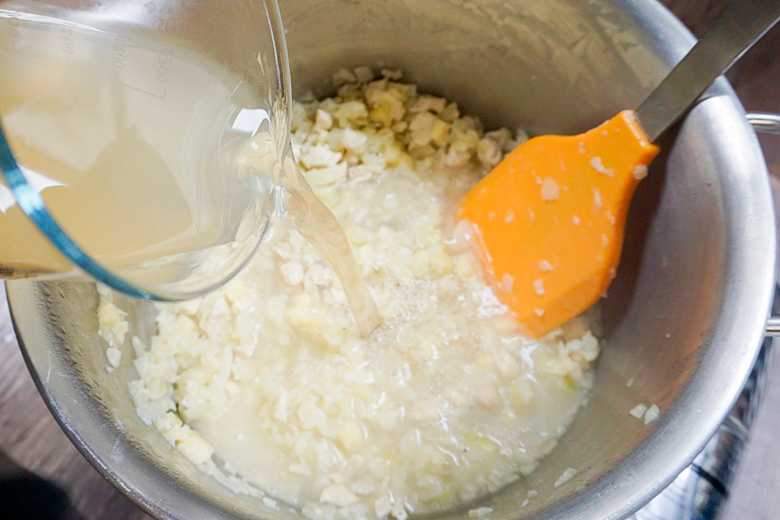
{"left": 0, "top": 121, "right": 164, "bottom": 300}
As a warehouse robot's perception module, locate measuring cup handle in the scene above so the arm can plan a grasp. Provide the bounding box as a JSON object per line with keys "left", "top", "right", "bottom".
{"left": 749, "top": 113, "right": 780, "bottom": 336}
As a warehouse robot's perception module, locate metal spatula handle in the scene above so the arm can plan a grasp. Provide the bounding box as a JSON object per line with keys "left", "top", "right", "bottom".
{"left": 636, "top": 0, "right": 780, "bottom": 142}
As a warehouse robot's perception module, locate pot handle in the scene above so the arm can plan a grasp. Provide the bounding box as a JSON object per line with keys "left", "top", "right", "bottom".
{"left": 767, "top": 316, "right": 780, "bottom": 336}
{"left": 748, "top": 112, "right": 780, "bottom": 135}
{"left": 749, "top": 113, "right": 780, "bottom": 336}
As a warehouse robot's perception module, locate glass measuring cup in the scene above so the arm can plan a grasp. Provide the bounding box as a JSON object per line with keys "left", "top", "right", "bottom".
{"left": 0, "top": 0, "right": 292, "bottom": 300}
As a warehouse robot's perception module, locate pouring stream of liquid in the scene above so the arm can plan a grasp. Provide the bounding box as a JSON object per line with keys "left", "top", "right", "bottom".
{"left": 278, "top": 152, "right": 382, "bottom": 337}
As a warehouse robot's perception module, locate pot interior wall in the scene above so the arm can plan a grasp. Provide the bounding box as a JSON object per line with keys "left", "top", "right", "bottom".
{"left": 8, "top": 1, "right": 773, "bottom": 520}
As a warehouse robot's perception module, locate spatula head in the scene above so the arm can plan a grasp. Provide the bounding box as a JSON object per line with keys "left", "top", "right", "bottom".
{"left": 459, "top": 110, "right": 659, "bottom": 338}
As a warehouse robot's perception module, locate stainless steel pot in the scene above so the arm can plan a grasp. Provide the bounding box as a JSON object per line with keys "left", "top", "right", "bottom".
{"left": 6, "top": 1, "right": 777, "bottom": 519}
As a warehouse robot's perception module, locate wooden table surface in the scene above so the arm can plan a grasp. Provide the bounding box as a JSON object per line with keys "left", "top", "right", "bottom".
{"left": 1, "top": 2, "right": 779, "bottom": 519}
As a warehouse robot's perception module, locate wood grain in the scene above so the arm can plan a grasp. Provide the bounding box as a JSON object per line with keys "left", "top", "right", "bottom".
{"left": 0, "top": 2, "right": 778, "bottom": 519}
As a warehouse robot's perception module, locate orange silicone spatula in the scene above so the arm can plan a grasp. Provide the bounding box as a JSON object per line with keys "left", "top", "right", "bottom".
{"left": 459, "top": 0, "right": 780, "bottom": 338}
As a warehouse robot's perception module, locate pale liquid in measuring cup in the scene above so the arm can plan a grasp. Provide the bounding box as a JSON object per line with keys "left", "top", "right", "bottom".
{"left": 0, "top": 10, "right": 381, "bottom": 332}
{"left": 0, "top": 12, "right": 259, "bottom": 279}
